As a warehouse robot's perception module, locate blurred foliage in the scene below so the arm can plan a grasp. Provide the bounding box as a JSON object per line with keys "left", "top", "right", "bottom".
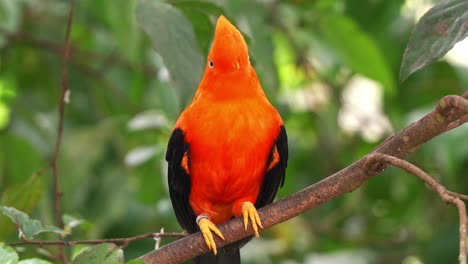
{"left": 72, "top": 243, "right": 124, "bottom": 264}
{"left": 0, "top": 0, "right": 466, "bottom": 263}
{"left": 0, "top": 243, "right": 53, "bottom": 264}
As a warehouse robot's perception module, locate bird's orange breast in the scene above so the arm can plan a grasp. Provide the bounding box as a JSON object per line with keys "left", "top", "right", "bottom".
{"left": 176, "top": 96, "right": 282, "bottom": 224}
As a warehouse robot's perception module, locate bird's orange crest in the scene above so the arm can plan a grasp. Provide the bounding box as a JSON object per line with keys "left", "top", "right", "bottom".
{"left": 194, "top": 15, "right": 261, "bottom": 101}
{"left": 207, "top": 15, "right": 250, "bottom": 72}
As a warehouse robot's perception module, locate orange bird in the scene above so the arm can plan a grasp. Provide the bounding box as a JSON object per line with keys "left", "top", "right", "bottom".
{"left": 166, "top": 15, "right": 288, "bottom": 263}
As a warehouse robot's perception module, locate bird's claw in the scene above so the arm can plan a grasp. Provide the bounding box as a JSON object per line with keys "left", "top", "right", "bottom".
{"left": 197, "top": 217, "right": 225, "bottom": 255}
{"left": 242, "top": 201, "right": 263, "bottom": 237}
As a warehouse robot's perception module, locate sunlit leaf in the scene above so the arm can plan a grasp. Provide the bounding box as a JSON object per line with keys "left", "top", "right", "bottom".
{"left": 0, "top": 103, "right": 9, "bottom": 129}
{"left": 0, "top": 206, "right": 65, "bottom": 239}
{"left": 72, "top": 243, "right": 124, "bottom": 264}
{"left": 273, "top": 32, "right": 306, "bottom": 90}
{"left": 400, "top": 0, "right": 468, "bottom": 81}
{"left": 127, "top": 111, "right": 168, "bottom": 131}
{"left": 0, "top": 78, "right": 16, "bottom": 129}
{"left": 124, "top": 146, "right": 158, "bottom": 166}
{"left": 0, "top": 244, "right": 18, "bottom": 264}
{"left": 136, "top": 0, "right": 204, "bottom": 103}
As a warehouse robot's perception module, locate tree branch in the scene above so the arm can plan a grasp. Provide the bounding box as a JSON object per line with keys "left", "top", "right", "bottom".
{"left": 368, "top": 153, "right": 467, "bottom": 264}
{"left": 138, "top": 92, "right": 468, "bottom": 264}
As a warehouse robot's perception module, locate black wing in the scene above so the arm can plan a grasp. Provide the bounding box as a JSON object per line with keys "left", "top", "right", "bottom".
{"left": 165, "top": 128, "right": 198, "bottom": 233}
{"left": 255, "top": 125, "right": 288, "bottom": 208}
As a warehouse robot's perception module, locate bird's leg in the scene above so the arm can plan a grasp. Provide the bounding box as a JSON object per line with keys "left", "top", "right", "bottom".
{"left": 196, "top": 214, "right": 225, "bottom": 255}
{"left": 241, "top": 201, "right": 263, "bottom": 237}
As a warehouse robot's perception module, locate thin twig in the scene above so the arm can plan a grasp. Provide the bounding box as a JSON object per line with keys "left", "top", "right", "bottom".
{"left": 51, "top": 0, "right": 74, "bottom": 229}
{"left": 6, "top": 232, "right": 186, "bottom": 247}
{"left": 0, "top": 28, "right": 157, "bottom": 76}
{"left": 449, "top": 191, "right": 468, "bottom": 202}
{"left": 49, "top": 0, "right": 75, "bottom": 262}
{"left": 369, "top": 153, "right": 467, "bottom": 264}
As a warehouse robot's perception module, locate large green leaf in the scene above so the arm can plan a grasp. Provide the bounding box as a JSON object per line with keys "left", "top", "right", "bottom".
{"left": 0, "top": 206, "right": 64, "bottom": 239}
{"left": 72, "top": 243, "right": 124, "bottom": 264}
{"left": 135, "top": 0, "right": 204, "bottom": 103}
{"left": 400, "top": 0, "right": 468, "bottom": 81}
{"left": 0, "top": 134, "right": 43, "bottom": 185}
{"left": 88, "top": 0, "right": 141, "bottom": 64}
{"left": 169, "top": 0, "right": 224, "bottom": 55}
{"left": 319, "top": 14, "right": 395, "bottom": 95}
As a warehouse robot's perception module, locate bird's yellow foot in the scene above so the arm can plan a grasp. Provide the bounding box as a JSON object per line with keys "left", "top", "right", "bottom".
{"left": 197, "top": 215, "right": 225, "bottom": 255}
{"left": 241, "top": 201, "right": 263, "bottom": 237}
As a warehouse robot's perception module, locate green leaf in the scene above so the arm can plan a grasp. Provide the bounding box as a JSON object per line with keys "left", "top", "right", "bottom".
{"left": 169, "top": 0, "right": 224, "bottom": 16}
{"left": 0, "top": 171, "right": 44, "bottom": 238}
{"left": 0, "top": 78, "right": 16, "bottom": 129}
{"left": 223, "top": 0, "right": 279, "bottom": 94}
{"left": 72, "top": 243, "right": 124, "bottom": 264}
{"left": 95, "top": 0, "right": 141, "bottom": 63}
{"left": 135, "top": 0, "right": 204, "bottom": 103}
{"left": 273, "top": 32, "right": 306, "bottom": 89}
{"left": 0, "top": 134, "right": 43, "bottom": 185}
{"left": 19, "top": 259, "right": 53, "bottom": 264}
{"left": 319, "top": 14, "right": 395, "bottom": 95}
{"left": 0, "top": 244, "right": 18, "bottom": 264}
{"left": 0, "top": 0, "right": 22, "bottom": 33}
{"left": 125, "top": 261, "right": 145, "bottom": 264}
{"left": 400, "top": 0, "right": 468, "bottom": 81}
{"left": 175, "top": 8, "right": 213, "bottom": 55}
{"left": 0, "top": 206, "right": 65, "bottom": 239}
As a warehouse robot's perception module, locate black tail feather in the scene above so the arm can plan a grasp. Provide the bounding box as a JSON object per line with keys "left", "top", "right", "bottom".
{"left": 194, "top": 249, "right": 240, "bottom": 264}
{"left": 193, "top": 236, "right": 253, "bottom": 264}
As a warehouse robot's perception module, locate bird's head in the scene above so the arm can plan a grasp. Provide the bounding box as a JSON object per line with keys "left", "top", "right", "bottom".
{"left": 194, "top": 15, "right": 264, "bottom": 101}
{"left": 206, "top": 15, "right": 250, "bottom": 73}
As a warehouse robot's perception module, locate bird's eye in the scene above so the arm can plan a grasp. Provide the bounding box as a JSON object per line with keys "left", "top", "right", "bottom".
{"left": 209, "top": 60, "right": 214, "bottom": 69}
